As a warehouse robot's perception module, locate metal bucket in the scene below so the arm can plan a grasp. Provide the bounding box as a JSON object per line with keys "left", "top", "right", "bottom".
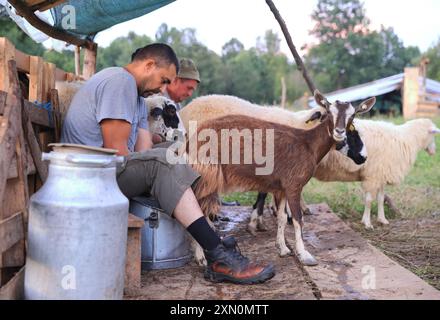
{"left": 24, "top": 144, "right": 128, "bottom": 300}
{"left": 129, "top": 196, "right": 192, "bottom": 270}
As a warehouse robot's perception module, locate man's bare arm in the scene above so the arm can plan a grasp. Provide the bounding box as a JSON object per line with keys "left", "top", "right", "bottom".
{"left": 135, "top": 128, "right": 153, "bottom": 152}
{"left": 100, "top": 119, "right": 131, "bottom": 156}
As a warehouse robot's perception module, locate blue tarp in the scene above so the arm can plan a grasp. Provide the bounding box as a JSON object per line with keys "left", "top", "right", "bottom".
{"left": 50, "top": 0, "right": 175, "bottom": 36}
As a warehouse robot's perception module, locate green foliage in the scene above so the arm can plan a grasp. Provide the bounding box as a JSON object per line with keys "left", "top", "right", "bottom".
{"left": 0, "top": 17, "right": 45, "bottom": 56}
{"left": 307, "top": 0, "right": 421, "bottom": 92}
{"left": 425, "top": 38, "right": 440, "bottom": 81}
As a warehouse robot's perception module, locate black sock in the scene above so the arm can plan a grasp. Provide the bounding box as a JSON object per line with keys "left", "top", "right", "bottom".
{"left": 187, "top": 217, "right": 221, "bottom": 251}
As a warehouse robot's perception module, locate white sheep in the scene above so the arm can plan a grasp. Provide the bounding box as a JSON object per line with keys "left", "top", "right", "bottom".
{"left": 313, "top": 118, "right": 440, "bottom": 229}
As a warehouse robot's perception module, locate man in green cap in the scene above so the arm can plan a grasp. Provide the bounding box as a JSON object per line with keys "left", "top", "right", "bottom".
{"left": 150, "top": 58, "right": 200, "bottom": 144}
{"left": 164, "top": 57, "right": 200, "bottom": 111}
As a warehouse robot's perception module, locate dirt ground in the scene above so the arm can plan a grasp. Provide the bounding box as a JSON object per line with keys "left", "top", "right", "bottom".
{"left": 126, "top": 204, "right": 440, "bottom": 300}
{"left": 347, "top": 215, "right": 440, "bottom": 290}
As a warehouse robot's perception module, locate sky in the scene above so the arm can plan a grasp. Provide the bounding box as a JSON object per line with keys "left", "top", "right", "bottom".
{"left": 95, "top": 0, "right": 440, "bottom": 56}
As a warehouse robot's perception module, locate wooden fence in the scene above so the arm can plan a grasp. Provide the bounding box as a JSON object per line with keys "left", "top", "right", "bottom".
{"left": 0, "top": 37, "right": 79, "bottom": 299}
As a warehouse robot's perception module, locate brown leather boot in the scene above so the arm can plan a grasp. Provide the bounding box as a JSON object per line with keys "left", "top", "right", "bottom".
{"left": 204, "top": 236, "right": 275, "bottom": 284}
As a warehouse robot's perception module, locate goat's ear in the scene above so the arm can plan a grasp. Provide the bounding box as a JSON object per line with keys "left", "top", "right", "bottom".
{"left": 305, "top": 111, "right": 322, "bottom": 124}
{"left": 314, "top": 90, "right": 330, "bottom": 110}
{"left": 429, "top": 127, "right": 440, "bottom": 134}
{"left": 355, "top": 97, "right": 376, "bottom": 114}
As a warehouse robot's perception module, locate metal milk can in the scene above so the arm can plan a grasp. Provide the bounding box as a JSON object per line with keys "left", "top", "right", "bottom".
{"left": 24, "top": 144, "right": 128, "bottom": 300}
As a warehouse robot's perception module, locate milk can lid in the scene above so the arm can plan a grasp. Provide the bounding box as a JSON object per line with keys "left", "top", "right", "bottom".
{"left": 48, "top": 143, "right": 118, "bottom": 155}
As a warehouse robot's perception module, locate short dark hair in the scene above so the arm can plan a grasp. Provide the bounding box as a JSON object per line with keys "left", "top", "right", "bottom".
{"left": 131, "top": 43, "right": 180, "bottom": 74}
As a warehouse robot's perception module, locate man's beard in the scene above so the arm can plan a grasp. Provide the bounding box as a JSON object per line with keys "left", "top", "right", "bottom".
{"left": 141, "top": 89, "right": 161, "bottom": 98}
{"left": 138, "top": 78, "right": 161, "bottom": 97}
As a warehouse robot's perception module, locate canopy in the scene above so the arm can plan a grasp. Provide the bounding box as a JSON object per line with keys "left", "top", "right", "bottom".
{"left": 50, "top": 0, "right": 176, "bottom": 37}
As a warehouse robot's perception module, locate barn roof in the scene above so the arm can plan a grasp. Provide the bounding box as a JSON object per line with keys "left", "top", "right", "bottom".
{"left": 309, "top": 73, "right": 440, "bottom": 107}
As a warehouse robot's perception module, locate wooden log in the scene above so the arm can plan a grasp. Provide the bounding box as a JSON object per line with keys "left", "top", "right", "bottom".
{"left": 0, "top": 266, "right": 24, "bottom": 299}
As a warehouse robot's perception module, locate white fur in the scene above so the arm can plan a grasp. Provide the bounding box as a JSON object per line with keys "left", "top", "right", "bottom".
{"left": 314, "top": 118, "right": 439, "bottom": 229}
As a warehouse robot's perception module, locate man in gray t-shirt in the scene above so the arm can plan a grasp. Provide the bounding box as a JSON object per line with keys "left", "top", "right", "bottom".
{"left": 60, "top": 43, "right": 274, "bottom": 285}
{"left": 61, "top": 67, "right": 148, "bottom": 152}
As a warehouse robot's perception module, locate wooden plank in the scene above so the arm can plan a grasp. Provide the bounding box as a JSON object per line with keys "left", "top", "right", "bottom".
{"left": 43, "top": 62, "right": 55, "bottom": 102}
{"left": 0, "top": 88, "right": 6, "bottom": 115}
{"left": 1, "top": 240, "right": 25, "bottom": 268}
{"left": 38, "top": 1, "right": 67, "bottom": 12}
{"left": 0, "top": 38, "right": 16, "bottom": 93}
{"left": 0, "top": 211, "right": 24, "bottom": 254}
{"left": 29, "top": 56, "right": 44, "bottom": 103}
{"left": 0, "top": 266, "right": 24, "bottom": 300}
{"left": 82, "top": 43, "right": 98, "bottom": 79}
{"left": 50, "top": 89, "right": 61, "bottom": 142}
{"left": 0, "top": 91, "right": 21, "bottom": 209}
{"left": 22, "top": 101, "right": 48, "bottom": 182}
{"left": 7, "top": 157, "right": 18, "bottom": 180}
{"left": 128, "top": 213, "right": 144, "bottom": 229}
{"left": 15, "top": 49, "right": 30, "bottom": 74}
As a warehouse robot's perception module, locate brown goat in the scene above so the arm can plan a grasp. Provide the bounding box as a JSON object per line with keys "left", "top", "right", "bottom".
{"left": 185, "top": 91, "right": 376, "bottom": 266}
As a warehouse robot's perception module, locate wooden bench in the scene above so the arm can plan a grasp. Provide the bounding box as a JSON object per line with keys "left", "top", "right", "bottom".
{"left": 124, "top": 213, "right": 144, "bottom": 296}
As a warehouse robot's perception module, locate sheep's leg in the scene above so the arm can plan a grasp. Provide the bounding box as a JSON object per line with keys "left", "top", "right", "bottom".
{"left": 276, "top": 197, "right": 291, "bottom": 257}
{"left": 287, "top": 193, "right": 318, "bottom": 266}
{"left": 248, "top": 193, "right": 268, "bottom": 235}
{"left": 361, "top": 192, "right": 374, "bottom": 230}
{"left": 377, "top": 187, "right": 389, "bottom": 225}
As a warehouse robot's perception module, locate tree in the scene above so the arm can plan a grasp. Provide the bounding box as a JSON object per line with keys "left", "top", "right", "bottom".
{"left": 424, "top": 38, "right": 440, "bottom": 81}
{"left": 221, "top": 38, "right": 244, "bottom": 60}
{"left": 311, "top": 0, "right": 369, "bottom": 43}
{"left": 306, "top": 0, "right": 420, "bottom": 92}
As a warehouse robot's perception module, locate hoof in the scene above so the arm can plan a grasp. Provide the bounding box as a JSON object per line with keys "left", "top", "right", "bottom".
{"left": 363, "top": 223, "right": 374, "bottom": 230}
{"left": 247, "top": 225, "right": 258, "bottom": 236}
{"left": 299, "top": 252, "right": 318, "bottom": 266}
{"left": 257, "top": 222, "right": 268, "bottom": 232}
{"left": 196, "top": 257, "right": 207, "bottom": 267}
{"left": 378, "top": 218, "right": 389, "bottom": 225}
{"left": 303, "top": 208, "right": 313, "bottom": 216}
{"left": 278, "top": 247, "right": 292, "bottom": 257}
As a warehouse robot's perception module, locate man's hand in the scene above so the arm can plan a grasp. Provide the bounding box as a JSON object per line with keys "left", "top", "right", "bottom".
{"left": 135, "top": 128, "right": 153, "bottom": 152}
{"left": 100, "top": 119, "right": 131, "bottom": 156}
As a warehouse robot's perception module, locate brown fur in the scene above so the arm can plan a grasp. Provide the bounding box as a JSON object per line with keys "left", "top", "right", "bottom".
{"left": 187, "top": 114, "right": 335, "bottom": 223}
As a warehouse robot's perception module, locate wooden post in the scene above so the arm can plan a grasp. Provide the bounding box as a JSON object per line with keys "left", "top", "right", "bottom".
{"left": 74, "top": 46, "right": 81, "bottom": 76}
{"left": 403, "top": 67, "right": 420, "bottom": 119}
{"left": 82, "top": 43, "right": 98, "bottom": 80}
{"left": 280, "top": 76, "right": 287, "bottom": 108}
{"left": 0, "top": 38, "right": 15, "bottom": 92}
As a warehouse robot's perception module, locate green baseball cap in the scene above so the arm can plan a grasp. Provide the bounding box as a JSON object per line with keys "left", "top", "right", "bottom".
{"left": 178, "top": 58, "right": 200, "bottom": 83}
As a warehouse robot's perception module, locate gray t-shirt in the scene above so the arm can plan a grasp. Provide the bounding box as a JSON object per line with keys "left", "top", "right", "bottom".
{"left": 61, "top": 67, "right": 148, "bottom": 152}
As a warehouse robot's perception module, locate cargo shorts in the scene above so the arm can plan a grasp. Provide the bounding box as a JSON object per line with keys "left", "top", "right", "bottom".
{"left": 116, "top": 147, "right": 200, "bottom": 216}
